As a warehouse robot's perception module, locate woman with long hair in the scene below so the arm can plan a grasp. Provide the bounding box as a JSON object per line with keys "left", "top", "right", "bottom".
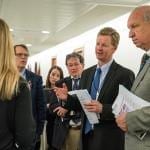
{"left": 44, "top": 66, "right": 63, "bottom": 150}
{"left": 0, "top": 18, "right": 35, "bottom": 150}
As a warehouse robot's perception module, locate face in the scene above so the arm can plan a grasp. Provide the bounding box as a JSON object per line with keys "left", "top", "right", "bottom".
{"left": 95, "top": 35, "right": 116, "bottom": 64}
{"left": 66, "top": 57, "right": 84, "bottom": 78}
{"left": 15, "top": 46, "right": 29, "bottom": 71}
{"left": 128, "top": 10, "right": 150, "bottom": 50}
{"left": 49, "top": 68, "right": 61, "bottom": 86}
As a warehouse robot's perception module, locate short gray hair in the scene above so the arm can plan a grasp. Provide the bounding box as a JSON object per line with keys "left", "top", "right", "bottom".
{"left": 144, "top": 10, "right": 150, "bottom": 22}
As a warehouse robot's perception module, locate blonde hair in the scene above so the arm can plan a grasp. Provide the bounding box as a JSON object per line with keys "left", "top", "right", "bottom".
{"left": 0, "top": 18, "right": 19, "bottom": 100}
{"left": 97, "top": 27, "right": 120, "bottom": 49}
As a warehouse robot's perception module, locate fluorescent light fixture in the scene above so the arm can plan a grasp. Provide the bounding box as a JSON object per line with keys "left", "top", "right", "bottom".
{"left": 10, "top": 28, "right": 14, "bottom": 31}
{"left": 26, "top": 44, "right": 32, "bottom": 47}
{"left": 41, "top": 30, "right": 50, "bottom": 34}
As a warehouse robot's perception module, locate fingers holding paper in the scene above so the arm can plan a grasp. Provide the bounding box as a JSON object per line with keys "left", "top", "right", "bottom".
{"left": 84, "top": 100, "right": 103, "bottom": 113}
{"left": 116, "top": 112, "right": 128, "bottom": 132}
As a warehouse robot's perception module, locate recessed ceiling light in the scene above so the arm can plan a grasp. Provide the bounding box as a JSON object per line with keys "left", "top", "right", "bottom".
{"left": 10, "top": 28, "right": 14, "bottom": 31}
{"left": 41, "top": 30, "right": 50, "bottom": 34}
{"left": 26, "top": 44, "right": 32, "bottom": 47}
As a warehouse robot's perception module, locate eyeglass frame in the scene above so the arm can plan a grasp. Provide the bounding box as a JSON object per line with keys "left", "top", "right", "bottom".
{"left": 15, "top": 53, "right": 29, "bottom": 58}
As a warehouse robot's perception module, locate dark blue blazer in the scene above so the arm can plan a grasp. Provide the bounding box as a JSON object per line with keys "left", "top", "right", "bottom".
{"left": 25, "top": 69, "right": 46, "bottom": 136}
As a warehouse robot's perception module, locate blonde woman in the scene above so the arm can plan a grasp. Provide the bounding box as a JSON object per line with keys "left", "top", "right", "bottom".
{"left": 0, "top": 18, "right": 35, "bottom": 150}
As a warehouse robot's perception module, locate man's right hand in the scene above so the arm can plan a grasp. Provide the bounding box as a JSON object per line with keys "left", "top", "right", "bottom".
{"left": 53, "top": 106, "right": 68, "bottom": 117}
{"left": 54, "top": 83, "right": 68, "bottom": 100}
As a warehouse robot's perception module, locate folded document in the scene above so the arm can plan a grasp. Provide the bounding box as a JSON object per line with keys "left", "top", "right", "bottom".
{"left": 112, "top": 85, "right": 150, "bottom": 117}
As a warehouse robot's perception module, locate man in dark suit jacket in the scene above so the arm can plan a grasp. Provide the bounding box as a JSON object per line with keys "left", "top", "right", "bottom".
{"left": 52, "top": 52, "right": 84, "bottom": 150}
{"left": 14, "top": 44, "right": 46, "bottom": 150}
{"left": 55, "top": 27, "right": 135, "bottom": 150}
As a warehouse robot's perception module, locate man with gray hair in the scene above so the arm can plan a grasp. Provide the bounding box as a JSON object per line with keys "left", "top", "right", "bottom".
{"left": 116, "top": 5, "right": 150, "bottom": 150}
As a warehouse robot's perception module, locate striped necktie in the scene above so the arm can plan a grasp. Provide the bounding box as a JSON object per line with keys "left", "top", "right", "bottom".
{"left": 72, "top": 78, "right": 80, "bottom": 90}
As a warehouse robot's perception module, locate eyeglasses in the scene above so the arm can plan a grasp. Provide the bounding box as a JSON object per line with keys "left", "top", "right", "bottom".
{"left": 15, "top": 53, "right": 29, "bottom": 58}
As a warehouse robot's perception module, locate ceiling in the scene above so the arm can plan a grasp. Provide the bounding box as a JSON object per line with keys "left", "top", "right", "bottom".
{"left": 0, "top": 0, "right": 149, "bottom": 55}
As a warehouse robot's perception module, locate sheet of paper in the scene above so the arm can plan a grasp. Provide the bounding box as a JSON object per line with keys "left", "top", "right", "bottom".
{"left": 68, "top": 89, "right": 99, "bottom": 124}
{"left": 112, "top": 85, "right": 150, "bottom": 117}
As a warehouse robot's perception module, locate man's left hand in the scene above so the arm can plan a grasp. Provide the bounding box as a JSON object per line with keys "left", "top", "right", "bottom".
{"left": 84, "top": 100, "right": 103, "bottom": 113}
{"left": 116, "top": 112, "right": 128, "bottom": 132}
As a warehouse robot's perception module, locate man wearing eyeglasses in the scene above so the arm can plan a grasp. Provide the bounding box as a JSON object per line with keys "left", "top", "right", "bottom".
{"left": 14, "top": 44, "right": 46, "bottom": 150}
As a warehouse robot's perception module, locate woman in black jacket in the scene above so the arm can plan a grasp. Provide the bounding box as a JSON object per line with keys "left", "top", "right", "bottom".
{"left": 44, "top": 66, "right": 63, "bottom": 150}
{"left": 0, "top": 18, "right": 35, "bottom": 150}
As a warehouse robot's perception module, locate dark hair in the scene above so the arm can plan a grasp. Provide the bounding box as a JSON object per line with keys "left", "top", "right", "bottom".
{"left": 65, "top": 52, "right": 84, "bottom": 66}
{"left": 97, "top": 27, "right": 120, "bottom": 49}
{"left": 45, "top": 65, "right": 64, "bottom": 88}
{"left": 14, "top": 44, "right": 29, "bottom": 54}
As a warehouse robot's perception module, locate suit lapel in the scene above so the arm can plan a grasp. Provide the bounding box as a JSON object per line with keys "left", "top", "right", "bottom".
{"left": 65, "top": 76, "right": 72, "bottom": 91}
{"left": 132, "top": 60, "right": 150, "bottom": 91}
{"left": 25, "top": 69, "right": 31, "bottom": 82}
{"left": 24, "top": 69, "right": 33, "bottom": 90}
{"left": 87, "top": 66, "right": 96, "bottom": 92}
{"left": 98, "top": 61, "right": 117, "bottom": 100}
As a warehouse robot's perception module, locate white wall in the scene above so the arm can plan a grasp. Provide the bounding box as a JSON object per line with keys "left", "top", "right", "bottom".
{"left": 28, "top": 12, "right": 144, "bottom": 84}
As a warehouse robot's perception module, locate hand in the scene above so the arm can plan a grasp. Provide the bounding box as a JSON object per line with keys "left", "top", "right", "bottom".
{"left": 84, "top": 100, "right": 103, "bottom": 113}
{"left": 54, "top": 106, "right": 68, "bottom": 117}
{"left": 116, "top": 112, "right": 128, "bottom": 132}
{"left": 54, "top": 83, "right": 68, "bottom": 100}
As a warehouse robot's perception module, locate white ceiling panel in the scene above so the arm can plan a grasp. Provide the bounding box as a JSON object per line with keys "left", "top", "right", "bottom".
{"left": 0, "top": 0, "right": 149, "bottom": 55}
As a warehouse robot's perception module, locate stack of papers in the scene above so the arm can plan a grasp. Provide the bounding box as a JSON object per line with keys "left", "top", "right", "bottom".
{"left": 112, "top": 85, "right": 150, "bottom": 117}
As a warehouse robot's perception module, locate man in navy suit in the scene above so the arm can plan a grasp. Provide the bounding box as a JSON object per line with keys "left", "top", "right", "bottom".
{"left": 55, "top": 27, "right": 135, "bottom": 150}
{"left": 14, "top": 44, "right": 46, "bottom": 150}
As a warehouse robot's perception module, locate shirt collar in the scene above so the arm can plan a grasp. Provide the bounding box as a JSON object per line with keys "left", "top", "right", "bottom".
{"left": 71, "top": 75, "right": 81, "bottom": 79}
{"left": 97, "top": 59, "right": 113, "bottom": 70}
{"left": 20, "top": 68, "right": 26, "bottom": 79}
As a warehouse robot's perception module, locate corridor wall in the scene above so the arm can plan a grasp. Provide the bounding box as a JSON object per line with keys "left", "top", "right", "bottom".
{"left": 28, "top": 12, "right": 143, "bottom": 84}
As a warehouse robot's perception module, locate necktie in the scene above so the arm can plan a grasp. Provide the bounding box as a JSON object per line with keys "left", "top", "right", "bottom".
{"left": 72, "top": 78, "right": 80, "bottom": 90}
{"left": 70, "top": 78, "right": 80, "bottom": 124}
{"left": 90, "top": 68, "right": 101, "bottom": 99}
{"left": 84, "top": 67, "right": 101, "bottom": 134}
{"left": 139, "top": 54, "right": 150, "bottom": 72}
